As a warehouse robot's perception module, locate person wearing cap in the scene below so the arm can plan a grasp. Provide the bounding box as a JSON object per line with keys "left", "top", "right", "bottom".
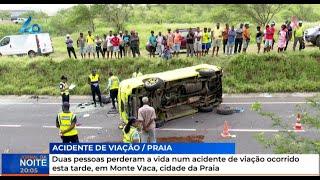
{"left": 138, "top": 97, "right": 157, "bottom": 143}
{"left": 122, "top": 117, "right": 142, "bottom": 143}
{"left": 293, "top": 21, "right": 305, "bottom": 51}
{"left": 65, "top": 34, "right": 77, "bottom": 59}
{"left": 60, "top": 75, "right": 70, "bottom": 103}
{"left": 88, "top": 69, "right": 103, "bottom": 107}
{"left": 106, "top": 71, "right": 120, "bottom": 109}
{"left": 56, "top": 102, "right": 79, "bottom": 143}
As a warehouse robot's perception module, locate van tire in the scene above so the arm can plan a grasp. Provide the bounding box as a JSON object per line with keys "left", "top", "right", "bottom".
{"left": 199, "top": 105, "right": 214, "bottom": 113}
{"left": 216, "top": 106, "right": 234, "bottom": 115}
{"left": 143, "top": 77, "right": 164, "bottom": 91}
{"left": 28, "top": 51, "right": 36, "bottom": 58}
{"left": 197, "top": 68, "right": 215, "bottom": 77}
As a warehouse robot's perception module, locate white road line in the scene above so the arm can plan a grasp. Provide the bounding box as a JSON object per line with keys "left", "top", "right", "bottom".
{"left": 157, "top": 128, "right": 197, "bottom": 131}
{"left": 0, "top": 102, "right": 79, "bottom": 105}
{"left": 0, "top": 101, "right": 308, "bottom": 105}
{"left": 0, "top": 125, "right": 22, "bottom": 127}
{"left": 42, "top": 125, "right": 103, "bottom": 129}
{"left": 222, "top": 102, "right": 306, "bottom": 105}
{"left": 157, "top": 128, "right": 306, "bottom": 133}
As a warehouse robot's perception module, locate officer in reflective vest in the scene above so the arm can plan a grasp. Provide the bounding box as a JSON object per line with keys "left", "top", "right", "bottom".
{"left": 132, "top": 66, "right": 143, "bottom": 78}
{"left": 56, "top": 102, "right": 79, "bottom": 143}
{"left": 88, "top": 69, "right": 103, "bottom": 107}
{"left": 106, "top": 71, "right": 119, "bottom": 109}
{"left": 60, "top": 75, "right": 69, "bottom": 103}
{"left": 122, "top": 117, "right": 141, "bottom": 143}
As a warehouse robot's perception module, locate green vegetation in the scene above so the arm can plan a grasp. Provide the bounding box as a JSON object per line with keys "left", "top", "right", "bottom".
{"left": 0, "top": 51, "right": 320, "bottom": 95}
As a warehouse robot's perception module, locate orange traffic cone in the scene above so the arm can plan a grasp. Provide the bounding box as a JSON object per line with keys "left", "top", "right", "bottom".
{"left": 221, "top": 120, "right": 231, "bottom": 138}
{"left": 294, "top": 113, "right": 303, "bottom": 130}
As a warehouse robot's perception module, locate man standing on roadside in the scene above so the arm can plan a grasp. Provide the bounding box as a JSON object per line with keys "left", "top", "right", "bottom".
{"left": 212, "top": 23, "right": 223, "bottom": 57}
{"left": 242, "top": 23, "right": 251, "bottom": 53}
{"left": 56, "top": 102, "right": 79, "bottom": 143}
{"left": 194, "top": 27, "right": 202, "bottom": 58}
{"left": 77, "top": 32, "right": 86, "bottom": 59}
{"left": 130, "top": 31, "right": 140, "bottom": 58}
{"left": 293, "top": 21, "right": 305, "bottom": 51}
{"left": 202, "top": 27, "right": 210, "bottom": 56}
{"left": 222, "top": 24, "right": 229, "bottom": 54}
{"left": 138, "top": 97, "right": 157, "bottom": 143}
{"left": 173, "top": 29, "right": 182, "bottom": 57}
{"left": 186, "top": 28, "right": 195, "bottom": 57}
{"left": 148, "top": 31, "right": 157, "bottom": 58}
{"left": 123, "top": 30, "right": 131, "bottom": 57}
{"left": 65, "top": 34, "right": 77, "bottom": 59}
{"left": 119, "top": 31, "right": 125, "bottom": 59}
{"left": 284, "top": 20, "right": 293, "bottom": 51}
{"left": 106, "top": 71, "right": 119, "bottom": 110}
{"left": 86, "top": 31, "right": 95, "bottom": 59}
{"left": 234, "top": 23, "right": 243, "bottom": 54}
{"left": 88, "top": 69, "right": 103, "bottom": 107}
{"left": 156, "top": 32, "right": 165, "bottom": 57}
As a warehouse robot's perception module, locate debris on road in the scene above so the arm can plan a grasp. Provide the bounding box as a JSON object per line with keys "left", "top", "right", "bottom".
{"left": 216, "top": 105, "right": 234, "bottom": 115}
{"left": 157, "top": 135, "right": 205, "bottom": 142}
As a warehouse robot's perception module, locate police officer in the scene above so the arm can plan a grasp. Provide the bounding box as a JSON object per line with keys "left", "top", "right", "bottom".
{"left": 60, "top": 75, "right": 69, "bottom": 103}
{"left": 132, "top": 66, "right": 143, "bottom": 78}
{"left": 106, "top": 71, "right": 119, "bottom": 109}
{"left": 88, "top": 69, "right": 103, "bottom": 107}
{"left": 122, "top": 117, "right": 141, "bottom": 143}
{"left": 56, "top": 102, "right": 79, "bottom": 143}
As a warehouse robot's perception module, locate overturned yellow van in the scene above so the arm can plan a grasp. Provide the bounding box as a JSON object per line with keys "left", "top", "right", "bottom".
{"left": 118, "top": 64, "right": 223, "bottom": 127}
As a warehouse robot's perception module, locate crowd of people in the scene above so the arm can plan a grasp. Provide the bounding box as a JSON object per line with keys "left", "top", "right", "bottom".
{"left": 65, "top": 20, "right": 310, "bottom": 60}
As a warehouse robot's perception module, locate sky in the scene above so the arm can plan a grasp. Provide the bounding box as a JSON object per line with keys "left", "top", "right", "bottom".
{"left": 0, "top": 4, "right": 77, "bottom": 16}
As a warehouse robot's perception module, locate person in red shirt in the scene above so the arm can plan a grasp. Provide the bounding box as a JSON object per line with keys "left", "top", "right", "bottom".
{"left": 264, "top": 25, "right": 273, "bottom": 53}
{"left": 111, "top": 33, "right": 120, "bottom": 59}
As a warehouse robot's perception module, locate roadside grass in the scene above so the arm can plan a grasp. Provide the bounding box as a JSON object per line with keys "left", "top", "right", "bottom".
{"left": 0, "top": 51, "right": 319, "bottom": 95}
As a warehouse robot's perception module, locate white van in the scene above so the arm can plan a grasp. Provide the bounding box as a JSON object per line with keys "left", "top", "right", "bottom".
{"left": 0, "top": 33, "right": 54, "bottom": 57}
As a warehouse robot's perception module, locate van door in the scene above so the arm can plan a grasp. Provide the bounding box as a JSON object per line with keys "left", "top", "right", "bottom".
{"left": 0, "top": 37, "right": 15, "bottom": 55}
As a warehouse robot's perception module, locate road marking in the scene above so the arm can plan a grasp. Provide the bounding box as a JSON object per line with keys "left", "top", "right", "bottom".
{"left": 0, "top": 125, "right": 22, "bottom": 127}
{"left": 157, "top": 128, "right": 197, "bottom": 131}
{"left": 157, "top": 128, "right": 306, "bottom": 133}
{"left": 222, "top": 102, "right": 306, "bottom": 105}
{"left": 42, "top": 125, "right": 103, "bottom": 129}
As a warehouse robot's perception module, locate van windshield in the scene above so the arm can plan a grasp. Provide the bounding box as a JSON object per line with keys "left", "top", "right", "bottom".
{"left": 0, "top": 37, "right": 10, "bottom": 46}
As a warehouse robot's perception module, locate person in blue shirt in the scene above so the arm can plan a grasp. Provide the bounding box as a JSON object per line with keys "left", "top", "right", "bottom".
{"left": 227, "top": 25, "right": 236, "bottom": 55}
{"left": 148, "top": 31, "right": 157, "bottom": 58}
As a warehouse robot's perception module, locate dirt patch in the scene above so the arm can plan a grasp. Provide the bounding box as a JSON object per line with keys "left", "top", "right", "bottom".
{"left": 157, "top": 135, "right": 205, "bottom": 142}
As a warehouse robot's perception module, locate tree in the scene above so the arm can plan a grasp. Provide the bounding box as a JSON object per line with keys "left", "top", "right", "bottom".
{"left": 69, "top": 5, "right": 96, "bottom": 32}
{"left": 20, "top": 10, "right": 48, "bottom": 20}
{"left": 234, "top": 4, "right": 283, "bottom": 26}
{"left": 0, "top": 11, "right": 11, "bottom": 20}
{"left": 251, "top": 97, "right": 320, "bottom": 154}
{"left": 94, "top": 4, "right": 133, "bottom": 32}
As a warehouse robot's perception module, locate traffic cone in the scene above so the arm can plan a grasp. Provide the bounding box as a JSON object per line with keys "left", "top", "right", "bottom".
{"left": 294, "top": 113, "right": 303, "bottom": 130}
{"left": 221, "top": 120, "right": 231, "bottom": 138}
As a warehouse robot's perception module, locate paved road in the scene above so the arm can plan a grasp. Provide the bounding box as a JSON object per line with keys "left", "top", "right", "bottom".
{"left": 0, "top": 94, "right": 319, "bottom": 156}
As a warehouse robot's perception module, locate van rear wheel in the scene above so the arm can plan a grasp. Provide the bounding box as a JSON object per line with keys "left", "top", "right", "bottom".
{"left": 143, "top": 77, "right": 164, "bottom": 91}
{"left": 28, "top": 51, "right": 36, "bottom": 58}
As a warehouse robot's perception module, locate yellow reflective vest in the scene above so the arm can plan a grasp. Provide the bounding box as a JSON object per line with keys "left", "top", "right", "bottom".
{"left": 60, "top": 82, "right": 69, "bottom": 95}
{"left": 132, "top": 72, "right": 143, "bottom": 78}
{"left": 122, "top": 126, "right": 140, "bottom": 143}
{"left": 89, "top": 74, "right": 99, "bottom": 84}
{"left": 109, "top": 75, "right": 119, "bottom": 90}
{"left": 58, "top": 112, "right": 78, "bottom": 136}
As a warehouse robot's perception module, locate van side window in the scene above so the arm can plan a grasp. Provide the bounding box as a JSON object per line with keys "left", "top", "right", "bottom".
{"left": 0, "top": 37, "right": 10, "bottom": 46}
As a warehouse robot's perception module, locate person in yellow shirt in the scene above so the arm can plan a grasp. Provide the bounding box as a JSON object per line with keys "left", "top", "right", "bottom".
{"left": 88, "top": 69, "right": 103, "bottom": 107}
{"left": 106, "top": 71, "right": 120, "bottom": 110}
{"left": 122, "top": 117, "right": 142, "bottom": 143}
{"left": 202, "top": 27, "right": 210, "bottom": 56}
{"left": 293, "top": 21, "right": 305, "bottom": 51}
{"left": 86, "top": 31, "right": 96, "bottom": 59}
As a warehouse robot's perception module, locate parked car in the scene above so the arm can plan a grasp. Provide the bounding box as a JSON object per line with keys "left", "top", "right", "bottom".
{"left": 304, "top": 25, "right": 320, "bottom": 46}
{"left": 0, "top": 33, "right": 54, "bottom": 57}
{"left": 146, "top": 28, "right": 198, "bottom": 53}
{"left": 118, "top": 64, "right": 223, "bottom": 127}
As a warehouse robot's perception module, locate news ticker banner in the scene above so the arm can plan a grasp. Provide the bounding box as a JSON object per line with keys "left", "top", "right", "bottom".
{"left": 1, "top": 143, "right": 319, "bottom": 176}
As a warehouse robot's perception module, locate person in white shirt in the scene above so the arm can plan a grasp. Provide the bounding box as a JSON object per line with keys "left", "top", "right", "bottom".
{"left": 106, "top": 31, "right": 114, "bottom": 59}
{"left": 194, "top": 27, "right": 202, "bottom": 58}
{"left": 156, "top": 32, "right": 164, "bottom": 57}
